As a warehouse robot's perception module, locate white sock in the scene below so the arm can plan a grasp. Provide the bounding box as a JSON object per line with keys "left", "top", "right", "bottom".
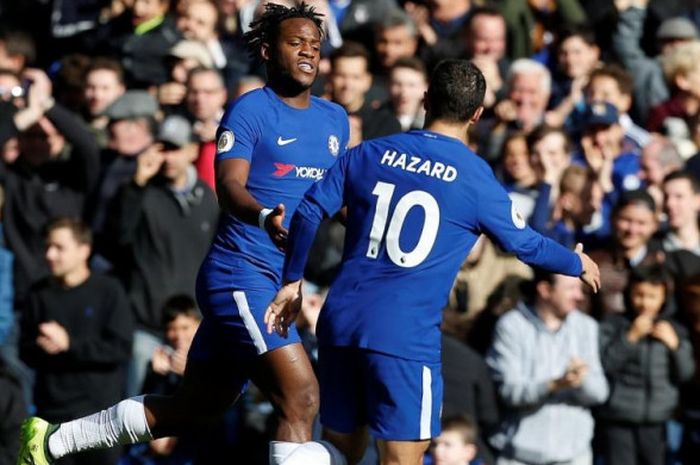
{"left": 280, "top": 440, "right": 348, "bottom": 465}
{"left": 269, "top": 441, "right": 302, "bottom": 465}
{"left": 48, "top": 396, "right": 153, "bottom": 460}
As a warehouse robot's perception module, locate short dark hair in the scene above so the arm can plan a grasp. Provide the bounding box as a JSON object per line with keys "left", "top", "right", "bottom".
{"left": 426, "top": 59, "right": 485, "bottom": 123}
{"left": 390, "top": 56, "right": 427, "bottom": 81}
{"left": 375, "top": 9, "right": 417, "bottom": 37}
{"left": 187, "top": 66, "right": 225, "bottom": 88}
{"left": 466, "top": 5, "right": 505, "bottom": 32}
{"left": 44, "top": 217, "right": 92, "bottom": 246}
{"left": 244, "top": 1, "right": 324, "bottom": 65}
{"left": 441, "top": 415, "right": 477, "bottom": 445}
{"left": 613, "top": 189, "right": 656, "bottom": 216}
{"left": 86, "top": 57, "right": 125, "bottom": 85}
{"left": 588, "top": 63, "right": 635, "bottom": 98}
{"left": 0, "top": 28, "right": 36, "bottom": 66}
{"left": 663, "top": 170, "right": 700, "bottom": 193}
{"left": 526, "top": 124, "right": 571, "bottom": 154}
{"left": 628, "top": 264, "right": 670, "bottom": 289}
{"left": 330, "top": 41, "right": 371, "bottom": 70}
{"left": 557, "top": 24, "right": 597, "bottom": 49}
{"left": 162, "top": 294, "right": 202, "bottom": 326}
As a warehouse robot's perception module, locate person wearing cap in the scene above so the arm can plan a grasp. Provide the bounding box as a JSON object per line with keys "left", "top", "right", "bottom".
{"left": 159, "top": 40, "right": 214, "bottom": 109}
{"left": 102, "top": 114, "right": 219, "bottom": 397}
{"left": 565, "top": 101, "right": 642, "bottom": 247}
{"left": 88, "top": 90, "right": 159, "bottom": 246}
{"left": 613, "top": 0, "right": 698, "bottom": 120}
{"left": 578, "top": 101, "right": 642, "bottom": 195}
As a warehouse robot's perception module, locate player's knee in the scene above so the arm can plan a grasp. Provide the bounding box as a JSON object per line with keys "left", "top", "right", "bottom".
{"left": 282, "top": 383, "right": 319, "bottom": 423}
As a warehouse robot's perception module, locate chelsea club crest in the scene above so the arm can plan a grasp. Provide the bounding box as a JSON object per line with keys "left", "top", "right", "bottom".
{"left": 328, "top": 135, "right": 340, "bottom": 157}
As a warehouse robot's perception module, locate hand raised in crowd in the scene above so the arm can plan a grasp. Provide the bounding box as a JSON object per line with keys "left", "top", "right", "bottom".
{"left": 494, "top": 99, "right": 518, "bottom": 125}
{"left": 404, "top": 1, "right": 437, "bottom": 46}
{"left": 627, "top": 313, "right": 655, "bottom": 343}
{"left": 575, "top": 243, "right": 601, "bottom": 293}
{"left": 13, "top": 68, "right": 55, "bottom": 131}
{"left": 169, "top": 347, "right": 188, "bottom": 375}
{"left": 134, "top": 143, "right": 165, "bottom": 187}
{"left": 193, "top": 119, "right": 218, "bottom": 142}
{"left": 151, "top": 346, "right": 173, "bottom": 375}
{"left": 36, "top": 321, "right": 70, "bottom": 354}
{"left": 471, "top": 56, "right": 502, "bottom": 108}
{"left": 580, "top": 135, "right": 614, "bottom": 193}
{"left": 264, "top": 280, "right": 302, "bottom": 338}
{"left": 651, "top": 320, "right": 680, "bottom": 350}
{"left": 158, "top": 82, "right": 187, "bottom": 106}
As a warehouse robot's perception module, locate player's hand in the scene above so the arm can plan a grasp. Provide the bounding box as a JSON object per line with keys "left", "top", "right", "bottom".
{"left": 265, "top": 203, "right": 288, "bottom": 251}
{"left": 575, "top": 243, "right": 600, "bottom": 293}
{"left": 264, "top": 280, "right": 302, "bottom": 337}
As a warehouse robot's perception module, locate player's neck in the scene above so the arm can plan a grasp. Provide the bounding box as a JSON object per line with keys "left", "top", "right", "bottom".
{"left": 424, "top": 120, "right": 470, "bottom": 145}
{"left": 268, "top": 79, "right": 312, "bottom": 109}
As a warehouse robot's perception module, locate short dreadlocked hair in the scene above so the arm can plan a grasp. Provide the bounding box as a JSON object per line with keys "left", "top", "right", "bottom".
{"left": 244, "top": 2, "right": 324, "bottom": 65}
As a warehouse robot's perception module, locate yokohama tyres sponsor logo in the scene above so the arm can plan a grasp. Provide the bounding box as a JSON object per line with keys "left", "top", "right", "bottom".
{"left": 273, "top": 163, "right": 326, "bottom": 180}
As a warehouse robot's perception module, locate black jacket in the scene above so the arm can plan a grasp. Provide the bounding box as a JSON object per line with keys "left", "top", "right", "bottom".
{"left": 599, "top": 303, "right": 695, "bottom": 424}
{"left": 105, "top": 174, "right": 219, "bottom": 332}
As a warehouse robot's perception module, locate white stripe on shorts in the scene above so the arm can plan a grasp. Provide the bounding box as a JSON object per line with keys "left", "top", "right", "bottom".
{"left": 233, "top": 291, "right": 268, "bottom": 354}
{"left": 420, "top": 366, "right": 432, "bottom": 440}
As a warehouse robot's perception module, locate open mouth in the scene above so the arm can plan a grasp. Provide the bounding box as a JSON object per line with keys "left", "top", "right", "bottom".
{"left": 298, "top": 62, "right": 314, "bottom": 73}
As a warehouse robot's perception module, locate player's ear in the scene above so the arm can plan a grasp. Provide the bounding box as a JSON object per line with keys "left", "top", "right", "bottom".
{"left": 261, "top": 42, "right": 271, "bottom": 62}
{"left": 470, "top": 106, "right": 484, "bottom": 124}
{"left": 423, "top": 91, "right": 429, "bottom": 113}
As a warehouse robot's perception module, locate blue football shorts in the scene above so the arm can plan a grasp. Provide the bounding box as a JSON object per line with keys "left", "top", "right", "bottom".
{"left": 188, "top": 255, "right": 301, "bottom": 389}
{"left": 318, "top": 346, "right": 442, "bottom": 441}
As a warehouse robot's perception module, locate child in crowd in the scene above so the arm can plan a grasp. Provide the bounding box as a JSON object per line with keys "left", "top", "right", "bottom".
{"left": 430, "top": 416, "right": 483, "bottom": 465}
{"left": 598, "top": 265, "right": 695, "bottom": 465}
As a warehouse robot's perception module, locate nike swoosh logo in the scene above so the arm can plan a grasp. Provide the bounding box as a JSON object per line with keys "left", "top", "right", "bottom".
{"left": 277, "top": 136, "right": 298, "bottom": 146}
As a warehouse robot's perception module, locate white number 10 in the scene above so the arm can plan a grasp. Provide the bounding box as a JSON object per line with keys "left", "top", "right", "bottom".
{"left": 366, "top": 181, "right": 440, "bottom": 268}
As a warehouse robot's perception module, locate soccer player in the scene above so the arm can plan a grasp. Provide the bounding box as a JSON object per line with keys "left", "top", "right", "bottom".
{"left": 264, "top": 59, "right": 600, "bottom": 465}
{"left": 17, "top": 3, "right": 349, "bottom": 465}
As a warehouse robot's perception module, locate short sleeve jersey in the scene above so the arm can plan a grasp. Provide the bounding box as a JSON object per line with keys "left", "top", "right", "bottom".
{"left": 209, "top": 86, "right": 349, "bottom": 276}
{"left": 287, "top": 130, "right": 582, "bottom": 362}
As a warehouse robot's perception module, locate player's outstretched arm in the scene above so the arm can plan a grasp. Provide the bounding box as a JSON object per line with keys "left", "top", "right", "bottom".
{"left": 216, "top": 158, "right": 269, "bottom": 226}
{"left": 575, "top": 243, "right": 601, "bottom": 293}
{"left": 264, "top": 280, "right": 302, "bottom": 337}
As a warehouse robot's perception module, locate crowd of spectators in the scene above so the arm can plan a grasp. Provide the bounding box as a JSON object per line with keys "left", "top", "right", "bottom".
{"left": 3, "top": 0, "right": 700, "bottom": 464}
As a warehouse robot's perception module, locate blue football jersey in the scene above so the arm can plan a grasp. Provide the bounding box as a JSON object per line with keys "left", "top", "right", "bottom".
{"left": 284, "top": 130, "right": 583, "bottom": 363}
{"left": 208, "top": 86, "right": 349, "bottom": 276}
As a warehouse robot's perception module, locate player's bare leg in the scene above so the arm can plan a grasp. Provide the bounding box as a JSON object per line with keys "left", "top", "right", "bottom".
{"left": 376, "top": 439, "right": 430, "bottom": 465}
{"left": 251, "top": 342, "right": 319, "bottom": 442}
{"left": 322, "top": 427, "right": 369, "bottom": 465}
